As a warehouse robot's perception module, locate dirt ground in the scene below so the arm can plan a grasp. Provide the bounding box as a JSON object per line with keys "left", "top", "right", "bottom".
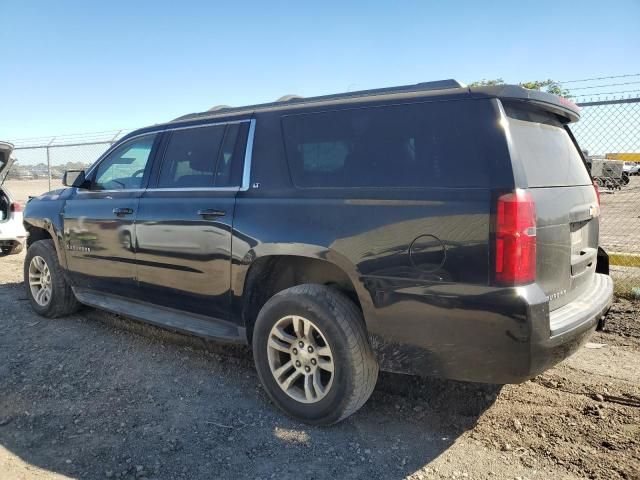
{"left": 0, "top": 252, "right": 638, "bottom": 480}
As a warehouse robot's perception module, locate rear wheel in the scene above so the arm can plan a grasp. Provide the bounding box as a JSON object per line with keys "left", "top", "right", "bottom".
{"left": 24, "top": 240, "right": 81, "bottom": 318}
{"left": 252, "top": 284, "right": 378, "bottom": 425}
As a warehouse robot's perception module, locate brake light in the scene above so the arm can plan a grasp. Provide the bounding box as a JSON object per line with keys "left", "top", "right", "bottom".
{"left": 593, "top": 180, "right": 600, "bottom": 206}
{"left": 10, "top": 202, "right": 22, "bottom": 213}
{"left": 495, "top": 190, "right": 536, "bottom": 285}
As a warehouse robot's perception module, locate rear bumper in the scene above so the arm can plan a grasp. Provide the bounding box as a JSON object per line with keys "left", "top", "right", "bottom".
{"left": 0, "top": 218, "right": 27, "bottom": 252}
{"left": 366, "top": 273, "right": 613, "bottom": 384}
{"left": 529, "top": 273, "right": 613, "bottom": 377}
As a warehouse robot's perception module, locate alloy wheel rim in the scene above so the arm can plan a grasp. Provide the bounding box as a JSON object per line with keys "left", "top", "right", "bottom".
{"left": 29, "top": 256, "right": 52, "bottom": 307}
{"left": 267, "top": 315, "right": 334, "bottom": 404}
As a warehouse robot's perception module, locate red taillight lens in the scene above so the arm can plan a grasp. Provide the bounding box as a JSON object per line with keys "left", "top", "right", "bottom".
{"left": 495, "top": 190, "right": 536, "bottom": 285}
{"left": 10, "top": 202, "right": 23, "bottom": 213}
{"left": 593, "top": 180, "right": 600, "bottom": 206}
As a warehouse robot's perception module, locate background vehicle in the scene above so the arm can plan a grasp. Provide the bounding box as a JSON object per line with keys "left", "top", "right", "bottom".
{"left": 604, "top": 153, "right": 640, "bottom": 180}
{"left": 623, "top": 161, "right": 640, "bottom": 176}
{"left": 588, "top": 158, "right": 627, "bottom": 188}
{"left": 0, "top": 142, "right": 27, "bottom": 255}
{"left": 22, "top": 81, "right": 613, "bottom": 424}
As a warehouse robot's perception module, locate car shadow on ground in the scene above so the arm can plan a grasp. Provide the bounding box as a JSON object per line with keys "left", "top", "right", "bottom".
{"left": 0, "top": 280, "right": 501, "bottom": 479}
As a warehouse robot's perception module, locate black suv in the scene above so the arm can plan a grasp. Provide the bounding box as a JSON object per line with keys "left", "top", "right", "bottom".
{"left": 23, "top": 80, "right": 613, "bottom": 425}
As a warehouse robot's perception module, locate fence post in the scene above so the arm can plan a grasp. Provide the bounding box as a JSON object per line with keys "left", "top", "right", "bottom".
{"left": 110, "top": 130, "right": 122, "bottom": 146}
{"left": 45, "top": 147, "right": 51, "bottom": 192}
{"left": 46, "top": 137, "right": 55, "bottom": 192}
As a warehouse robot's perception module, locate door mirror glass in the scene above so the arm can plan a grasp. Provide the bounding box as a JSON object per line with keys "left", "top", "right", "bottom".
{"left": 63, "top": 170, "right": 86, "bottom": 187}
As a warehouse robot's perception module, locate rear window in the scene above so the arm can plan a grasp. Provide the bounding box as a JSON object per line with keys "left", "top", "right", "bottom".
{"left": 282, "top": 100, "right": 498, "bottom": 188}
{"left": 503, "top": 103, "right": 592, "bottom": 187}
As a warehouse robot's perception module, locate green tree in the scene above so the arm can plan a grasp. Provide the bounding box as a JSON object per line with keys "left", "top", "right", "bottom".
{"left": 469, "top": 78, "right": 570, "bottom": 97}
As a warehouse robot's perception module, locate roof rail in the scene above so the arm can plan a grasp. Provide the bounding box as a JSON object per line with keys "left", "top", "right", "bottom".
{"left": 173, "top": 79, "right": 467, "bottom": 122}
{"left": 207, "top": 105, "right": 232, "bottom": 112}
{"left": 277, "top": 94, "right": 304, "bottom": 102}
{"left": 413, "top": 79, "right": 466, "bottom": 90}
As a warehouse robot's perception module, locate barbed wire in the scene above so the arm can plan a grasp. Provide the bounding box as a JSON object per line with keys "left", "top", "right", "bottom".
{"left": 569, "top": 81, "right": 640, "bottom": 91}
{"left": 560, "top": 73, "right": 640, "bottom": 84}
{"left": 570, "top": 89, "right": 640, "bottom": 99}
{"left": 11, "top": 129, "right": 133, "bottom": 149}
{"left": 8, "top": 128, "right": 129, "bottom": 142}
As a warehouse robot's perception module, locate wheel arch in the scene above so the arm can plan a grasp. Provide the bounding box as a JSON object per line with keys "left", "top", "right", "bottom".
{"left": 24, "top": 218, "right": 67, "bottom": 267}
{"left": 236, "top": 249, "right": 370, "bottom": 343}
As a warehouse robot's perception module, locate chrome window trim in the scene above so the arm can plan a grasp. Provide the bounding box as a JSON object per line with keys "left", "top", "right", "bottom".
{"left": 83, "top": 118, "right": 255, "bottom": 194}
{"left": 76, "top": 188, "right": 146, "bottom": 195}
{"left": 240, "top": 118, "right": 256, "bottom": 191}
{"left": 145, "top": 187, "right": 240, "bottom": 193}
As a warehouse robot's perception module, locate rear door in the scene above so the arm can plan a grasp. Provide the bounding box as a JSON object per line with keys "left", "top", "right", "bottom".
{"left": 135, "top": 121, "right": 250, "bottom": 320}
{"left": 502, "top": 102, "right": 598, "bottom": 311}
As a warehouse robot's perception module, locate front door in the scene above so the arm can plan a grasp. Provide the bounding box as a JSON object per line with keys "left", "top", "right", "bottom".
{"left": 63, "top": 133, "right": 159, "bottom": 297}
{"left": 135, "top": 121, "right": 249, "bottom": 320}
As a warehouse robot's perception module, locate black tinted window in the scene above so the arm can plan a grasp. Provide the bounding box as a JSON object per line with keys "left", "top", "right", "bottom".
{"left": 158, "top": 125, "right": 225, "bottom": 188}
{"left": 282, "top": 100, "right": 494, "bottom": 188}
{"left": 504, "top": 103, "right": 591, "bottom": 187}
{"left": 214, "top": 123, "right": 245, "bottom": 187}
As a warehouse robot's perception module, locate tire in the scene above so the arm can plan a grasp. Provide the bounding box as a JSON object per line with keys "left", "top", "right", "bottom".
{"left": 252, "top": 284, "right": 378, "bottom": 425}
{"left": 622, "top": 173, "right": 630, "bottom": 186}
{"left": 2, "top": 242, "right": 24, "bottom": 255}
{"left": 24, "top": 239, "right": 81, "bottom": 318}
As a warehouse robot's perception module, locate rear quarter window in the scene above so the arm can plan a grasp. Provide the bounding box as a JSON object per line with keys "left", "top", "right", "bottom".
{"left": 282, "top": 99, "right": 502, "bottom": 189}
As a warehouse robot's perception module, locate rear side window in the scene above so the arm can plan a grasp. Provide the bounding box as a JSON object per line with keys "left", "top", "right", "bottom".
{"left": 503, "top": 102, "right": 592, "bottom": 187}
{"left": 157, "top": 123, "right": 247, "bottom": 188}
{"left": 282, "top": 100, "right": 495, "bottom": 188}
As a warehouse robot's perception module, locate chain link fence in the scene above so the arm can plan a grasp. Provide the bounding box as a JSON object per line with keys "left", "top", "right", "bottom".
{"left": 4, "top": 97, "right": 640, "bottom": 296}
{"left": 7, "top": 130, "right": 131, "bottom": 193}
{"left": 572, "top": 97, "right": 640, "bottom": 296}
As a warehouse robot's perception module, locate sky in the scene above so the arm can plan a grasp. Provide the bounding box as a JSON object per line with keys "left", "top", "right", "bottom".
{"left": 1, "top": 0, "right": 639, "bottom": 142}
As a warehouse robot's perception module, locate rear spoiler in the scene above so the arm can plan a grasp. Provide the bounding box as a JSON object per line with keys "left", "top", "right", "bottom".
{"left": 470, "top": 85, "right": 580, "bottom": 123}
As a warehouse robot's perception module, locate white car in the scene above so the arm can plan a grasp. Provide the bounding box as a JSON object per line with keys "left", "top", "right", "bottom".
{"left": 0, "top": 142, "right": 27, "bottom": 255}
{"left": 623, "top": 161, "right": 640, "bottom": 176}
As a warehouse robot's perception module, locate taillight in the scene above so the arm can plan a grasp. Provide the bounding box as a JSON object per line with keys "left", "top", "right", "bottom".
{"left": 495, "top": 190, "right": 536, "bottom": 285}
{"left": 593, "top": 180, "right": 600, "bottom": 206}
{"left": 10, "top": 202, "right": 23, "bottom": 213}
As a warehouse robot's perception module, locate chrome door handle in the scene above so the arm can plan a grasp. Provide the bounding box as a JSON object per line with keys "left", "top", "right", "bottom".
{"left": 197, "top": 209, "right": 226, "bottom": 218}
{"left": 113, "top": 207, "right": 134, "bottom": 216}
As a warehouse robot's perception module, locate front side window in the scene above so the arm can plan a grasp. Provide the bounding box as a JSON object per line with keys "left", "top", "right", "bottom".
{"left": 157, "top": 123, "right": 247, "bottom": 188}
{"left": 93, "top": 134, "right": 157, "bottom": 190}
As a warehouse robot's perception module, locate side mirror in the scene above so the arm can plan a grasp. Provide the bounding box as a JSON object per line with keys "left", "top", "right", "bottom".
{"left": 63, "top": 170, "right": 86, "bottom": 188}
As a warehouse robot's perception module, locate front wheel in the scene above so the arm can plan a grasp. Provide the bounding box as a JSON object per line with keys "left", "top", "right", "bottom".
{"left": 24, "top": 240, "right": 81, "bottom": 318}
{"left": 252, "top": 284, "right": 378, "bottom": 425}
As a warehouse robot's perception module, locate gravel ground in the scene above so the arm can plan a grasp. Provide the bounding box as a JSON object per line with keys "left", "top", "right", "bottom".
{"left": 0, "top": 251, "right": 639, "bottom": 480}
